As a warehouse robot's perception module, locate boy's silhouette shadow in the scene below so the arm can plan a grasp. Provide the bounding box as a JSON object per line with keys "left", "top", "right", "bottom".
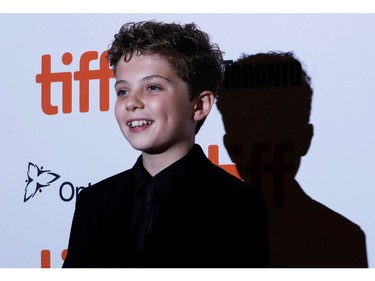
{"left": 216, "top": 52, "right": 368, "bottom": 267}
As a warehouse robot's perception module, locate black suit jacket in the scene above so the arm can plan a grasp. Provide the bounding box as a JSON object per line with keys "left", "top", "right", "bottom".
{"left": 63, "top": 145, "right": 269, "bottom": 267}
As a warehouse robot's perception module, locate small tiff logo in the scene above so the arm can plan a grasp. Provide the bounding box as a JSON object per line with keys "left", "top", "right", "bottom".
{"left": 24, "top": 162, "right": 90, "bottom": 203}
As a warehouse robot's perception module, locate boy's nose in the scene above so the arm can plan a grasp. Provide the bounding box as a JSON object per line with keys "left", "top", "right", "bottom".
{"left": 126, "top": 92, "right": 144, "bottom": 111}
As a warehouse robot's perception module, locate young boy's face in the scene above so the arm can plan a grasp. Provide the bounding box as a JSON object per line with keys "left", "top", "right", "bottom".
{"left": 114, "top": 54, "right": 197, "bottom": 154}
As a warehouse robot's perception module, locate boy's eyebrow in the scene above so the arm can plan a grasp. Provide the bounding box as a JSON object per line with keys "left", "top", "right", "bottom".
{"left": 143, "top": 74, "right": 172, "bottom": 83}
{"left": 114, "top": 80, "right": 129, "bottom": 87}
{"left": 115, "top": 75, "right": 172, "bottom": 87}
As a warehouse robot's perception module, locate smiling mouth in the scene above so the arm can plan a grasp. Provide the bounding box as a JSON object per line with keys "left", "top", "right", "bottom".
{"left": 127, "top": 120, "right": 154, "bottom": 128}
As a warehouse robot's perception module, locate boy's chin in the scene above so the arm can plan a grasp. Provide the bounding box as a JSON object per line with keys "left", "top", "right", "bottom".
{"left": 130, "top": 143, "right": 168, "bottom": 155}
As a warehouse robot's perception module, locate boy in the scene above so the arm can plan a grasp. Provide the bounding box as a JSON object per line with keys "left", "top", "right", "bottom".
{"left": 63, "top": 21, "right": 269, "bottom": 268}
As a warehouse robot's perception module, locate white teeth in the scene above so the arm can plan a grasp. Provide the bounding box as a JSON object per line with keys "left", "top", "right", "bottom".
{"left": 127, "top": 120, "right": 153, "bottom": 128}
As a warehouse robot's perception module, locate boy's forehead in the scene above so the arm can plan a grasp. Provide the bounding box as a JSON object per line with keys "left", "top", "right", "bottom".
{"left": 116, "top": 54, "right": 172, "bottom": 70}
{"left": 115, "top": 54, "right": 178, "bottom": 78}
{"left": 114, "top": 53, "right": 187, "bottom": 89}
{"left": 121, "top": 52, "right": 169, "bottom": 63}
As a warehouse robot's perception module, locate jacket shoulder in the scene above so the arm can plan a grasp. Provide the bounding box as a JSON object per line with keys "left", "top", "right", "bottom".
{"left": 204, "top": 160, "right": 252, "bottom": 192}
{"left": 76, "top": 168, "right": 133, "bottom": 203}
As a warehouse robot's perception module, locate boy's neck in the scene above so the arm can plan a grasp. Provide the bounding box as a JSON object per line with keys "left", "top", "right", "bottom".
{"left": 142, "top": 141, "right": 195, "bottom": 176}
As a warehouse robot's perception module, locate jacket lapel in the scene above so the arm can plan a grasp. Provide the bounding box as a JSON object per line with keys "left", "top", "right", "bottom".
{"left": 101, "top": 169, "right": 134, "bottom": 266}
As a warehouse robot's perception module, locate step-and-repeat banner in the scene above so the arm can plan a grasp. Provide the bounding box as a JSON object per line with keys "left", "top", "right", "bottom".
{"left": 1, "top": 14, "right": 374, "bottom": 268}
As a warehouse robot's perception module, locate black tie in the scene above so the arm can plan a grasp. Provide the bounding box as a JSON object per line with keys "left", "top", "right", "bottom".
{"left": 134, "top": 182, "right": 156, "bottom": 253}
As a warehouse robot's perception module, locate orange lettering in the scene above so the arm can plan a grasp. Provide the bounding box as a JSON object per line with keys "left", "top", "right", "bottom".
{"left": 36, "top": 50, "right": 114, "bottom": 115}
{"left": 73, "top": 51, "right": 114, "bottom": 112}
{"left": 208, "top": 145, "right": 241, "bottom": 179}
{"left": 36, "top": 53, "right": 73, "bottom": 115}
{"left": 41, "top": 249, "right": 51, "bottom": 268}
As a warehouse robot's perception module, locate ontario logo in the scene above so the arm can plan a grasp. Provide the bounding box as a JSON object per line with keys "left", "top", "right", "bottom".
{"left": 23, "top": 162, "right": 90, "bottom": 203}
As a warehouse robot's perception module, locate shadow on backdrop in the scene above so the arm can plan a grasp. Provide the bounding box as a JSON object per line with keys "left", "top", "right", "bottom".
{"left": 216, "top": 52, "right": 368, "bottom": 267}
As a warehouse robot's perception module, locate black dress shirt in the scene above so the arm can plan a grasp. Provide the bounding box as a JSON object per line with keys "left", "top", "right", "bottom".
{"left": 131, "top": 151, "right": 193, "bottom": 260}
{"left": 132, "top": 145, "right": 201, "bottom": 227}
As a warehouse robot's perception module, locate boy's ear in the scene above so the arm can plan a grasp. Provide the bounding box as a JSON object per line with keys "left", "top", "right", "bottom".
{"left": 193, "top": 91, "right": 215, "bottom": 121}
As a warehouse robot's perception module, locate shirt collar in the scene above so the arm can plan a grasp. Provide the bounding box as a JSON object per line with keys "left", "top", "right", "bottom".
{"left": 133, "top": 144, "right": 205, "bottom": 199}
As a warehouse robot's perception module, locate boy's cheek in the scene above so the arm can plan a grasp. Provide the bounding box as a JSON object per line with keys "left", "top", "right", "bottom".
{"left": 114, "top": 102, "right": 124, "bottom": 119}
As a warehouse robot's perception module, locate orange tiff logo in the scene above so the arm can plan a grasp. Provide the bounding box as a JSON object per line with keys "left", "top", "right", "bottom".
{"left": 35, "top": 51, "right": 114, "bottom": 115}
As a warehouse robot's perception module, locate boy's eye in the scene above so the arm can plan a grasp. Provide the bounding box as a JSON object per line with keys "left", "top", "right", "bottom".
{"left": 117, "top": 89, "right": 128, "bottom": 97}
{"left": 146, "top": 85, "right": 161, "bottom": 92}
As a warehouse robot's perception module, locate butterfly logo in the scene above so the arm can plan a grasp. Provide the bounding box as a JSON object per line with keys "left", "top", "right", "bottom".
{"left": 24, "top": 162, "right": 60, "bottom": 202}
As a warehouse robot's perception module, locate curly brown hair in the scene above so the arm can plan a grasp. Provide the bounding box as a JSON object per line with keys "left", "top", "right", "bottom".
{"left": 107, "top": 21, "right": 224, "bottom": 134}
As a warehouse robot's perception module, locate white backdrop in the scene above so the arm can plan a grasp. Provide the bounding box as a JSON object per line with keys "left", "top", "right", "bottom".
{"left": 0, "top": 13, "right": 374, "bottom": 268}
